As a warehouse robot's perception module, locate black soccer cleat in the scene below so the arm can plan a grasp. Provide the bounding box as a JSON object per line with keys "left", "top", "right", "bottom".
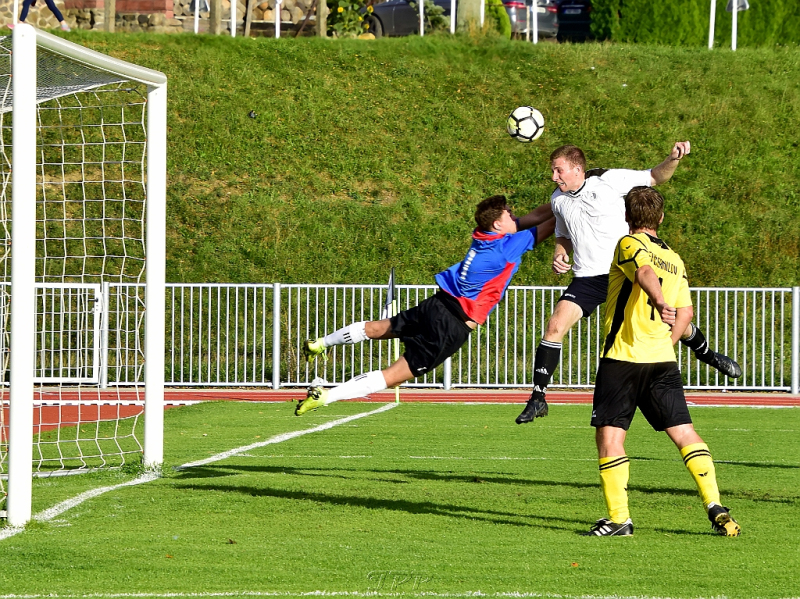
{"left": 515, "top": 397, "right": 549, "bottom": 424}
{"left": 708, "top": 352, "right": 743, "bottom": 379}
{"left": 708, "top": 504, "right": 741, "bottom": 537}
{"left": 582, "top": 518, "right": 634, "bottom": 537}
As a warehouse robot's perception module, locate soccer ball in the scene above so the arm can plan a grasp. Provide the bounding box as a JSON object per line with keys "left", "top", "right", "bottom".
{"left": 507, "top": 106, "right": 545, "bottom": 142}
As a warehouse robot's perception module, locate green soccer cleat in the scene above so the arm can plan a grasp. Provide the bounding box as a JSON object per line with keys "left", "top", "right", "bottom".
{"left": 295, "top": 387, "right": 328, "bottom": 416}
{"left": 303, "top": 338, "right": 328, "bottom": 364}
{"left": 708, "top": 504, "right": 741, "bottom": 537}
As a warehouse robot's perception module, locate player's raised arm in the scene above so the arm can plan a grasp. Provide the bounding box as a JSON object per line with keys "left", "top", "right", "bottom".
{"left": 650, "top": 141, "right": 691, "bottom": 186}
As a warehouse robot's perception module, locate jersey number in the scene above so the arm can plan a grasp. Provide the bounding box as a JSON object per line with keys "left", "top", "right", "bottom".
{"left": 647, "top": 277, "right": 665, "bottom": 321}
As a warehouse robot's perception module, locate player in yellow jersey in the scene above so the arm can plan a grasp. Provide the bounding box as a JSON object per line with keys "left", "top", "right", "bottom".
{"left": 583, "top": 186, "right": 741, "bottom": 538}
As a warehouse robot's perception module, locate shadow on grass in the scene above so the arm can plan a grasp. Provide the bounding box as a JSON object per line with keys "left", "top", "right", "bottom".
{"left": 174, "top": 463, "right": 603, "bottom": 490}
{"left": 172, "top": 481, "right": 587, "bottom": 531}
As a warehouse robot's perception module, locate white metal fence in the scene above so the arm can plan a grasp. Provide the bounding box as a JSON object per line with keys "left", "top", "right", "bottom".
{"left": 95, "top": 283, "right": 800, "bottom": 393}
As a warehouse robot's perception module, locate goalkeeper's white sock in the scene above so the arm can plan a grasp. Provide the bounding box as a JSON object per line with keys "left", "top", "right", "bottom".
{"left": 322, "top": 322, "right": 369, "bottom": 348}
{"left": 326, "top": 370, "right": 387, "bottom": 404}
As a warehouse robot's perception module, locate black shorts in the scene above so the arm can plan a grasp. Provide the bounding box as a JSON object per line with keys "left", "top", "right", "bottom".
{"left": 591, "top": 359, "right": 692, "bottom": 432}
{"left": 558, "top": 274, "right": 609, "bottom": 318}
{"left": 389, "top": 291, "right": 473, "bottom": 377}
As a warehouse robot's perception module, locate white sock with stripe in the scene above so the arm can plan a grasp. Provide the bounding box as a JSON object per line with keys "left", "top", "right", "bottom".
{"left": 326, "top": 370, "right": 387, "bottom": 404}
{"left": 322, "top": 321, "right": 369, "bottom": 348}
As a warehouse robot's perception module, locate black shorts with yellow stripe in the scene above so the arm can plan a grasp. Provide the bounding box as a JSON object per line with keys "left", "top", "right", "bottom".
{"left": 591, "top": 359, "right": 692, "bottom": 431}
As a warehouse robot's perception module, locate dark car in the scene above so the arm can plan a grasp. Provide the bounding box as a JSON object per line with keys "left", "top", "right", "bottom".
{"left": 555, "top": 0, "right": 591, "bottom": 41}
{"left": 365, "top": 0, "right": 452, "bottom": 37}
{"left": 504, "top": 0, "right": 558, "bottom": 39}
{"left": 365, "top": 0, "right": 556, "bottom": 38}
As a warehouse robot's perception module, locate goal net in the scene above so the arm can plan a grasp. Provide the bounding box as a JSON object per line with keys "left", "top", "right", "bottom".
{"left": 0, "top": 26, "right": 167, "bottom": 525}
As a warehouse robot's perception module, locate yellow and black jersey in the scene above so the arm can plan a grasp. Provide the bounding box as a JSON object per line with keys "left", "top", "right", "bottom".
{"left": 602, "top": 232, "right": 692, "bottom": 363}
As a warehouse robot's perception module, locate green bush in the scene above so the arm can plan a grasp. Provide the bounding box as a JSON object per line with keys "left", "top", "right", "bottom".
{"left": 591, "top": 0, "right": 800, "bottom": 47}
{"left": 487, "top": 0, "right": 511, "bottom": 39}
{"left": 327, "top": 0, "right": 371, "bottom": 37}
{"left": 409, "top": 0, "right": 451, "bottom": 34}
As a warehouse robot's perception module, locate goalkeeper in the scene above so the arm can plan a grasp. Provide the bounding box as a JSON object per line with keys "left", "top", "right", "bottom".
{"left": 294, "top": 195, "right": 554, "bottom": 415}
{"left": 583, "top": 186, "right": 740, "bottom": 537}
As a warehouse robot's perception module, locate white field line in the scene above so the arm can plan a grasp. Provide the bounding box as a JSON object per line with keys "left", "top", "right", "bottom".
{"left": 0, "top": 591, "right": 796, "bottom": 599}
{"left": 0, "top": 403, "right": 397, "bottom": 542}
{"left": 175, "top": 403, "right": 397, "bottom": 470}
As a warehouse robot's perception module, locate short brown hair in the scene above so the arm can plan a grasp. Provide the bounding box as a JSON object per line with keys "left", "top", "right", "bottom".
{"left": 475, "top": 195, "right": 508, "bottom": 232}
{"left": 550, "top": 145, "right": 586, "bottom": 171}
{"left": 625, "top": 186, "right": 664, "bottom": 231}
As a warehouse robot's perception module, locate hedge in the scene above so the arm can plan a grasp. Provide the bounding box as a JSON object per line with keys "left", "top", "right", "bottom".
{"left": 590, "top": 0, "right": 800, "bottom": 47}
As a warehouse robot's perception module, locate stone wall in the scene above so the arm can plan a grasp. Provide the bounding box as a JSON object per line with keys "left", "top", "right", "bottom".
{"left": 172, "top": 0, "right": 316, "bottom": 27}
{"left": 0, "top": 0, "right": 67, "bottom": 28}
{"left": 0, "top": 0, "right": 317, "bottom": 32}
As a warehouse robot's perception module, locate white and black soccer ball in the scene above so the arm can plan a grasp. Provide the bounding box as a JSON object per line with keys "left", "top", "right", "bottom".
{"left": 507, "top": 106, "right": 545, "bottom": 143}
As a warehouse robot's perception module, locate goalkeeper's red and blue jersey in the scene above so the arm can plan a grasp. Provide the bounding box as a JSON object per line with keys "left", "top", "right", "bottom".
{"left": 435, "top": 227, "right": 538, "bottom": 325}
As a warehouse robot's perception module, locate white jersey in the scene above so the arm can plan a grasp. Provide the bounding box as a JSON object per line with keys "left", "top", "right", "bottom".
{"left": 552, "top": 169, "right": 652, "bottom": 278}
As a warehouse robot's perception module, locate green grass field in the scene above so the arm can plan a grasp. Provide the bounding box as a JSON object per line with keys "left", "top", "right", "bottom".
{"left": 61, "top": 33, "right": 800, "bottom": 289}
{"left": 1, "top": 401, "right": 798, "bottom": 598}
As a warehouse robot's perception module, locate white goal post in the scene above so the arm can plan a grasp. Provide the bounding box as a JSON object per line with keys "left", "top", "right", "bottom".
{"left": 4, "top": 25, "right": 167, "bottom": 526}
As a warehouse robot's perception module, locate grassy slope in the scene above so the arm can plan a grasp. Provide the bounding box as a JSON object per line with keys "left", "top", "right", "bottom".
{"left": 0, "top": 402, "right": 798, "bottom": 597}
{"left": 70, "top": 32, "right": 800, "bottom": 288}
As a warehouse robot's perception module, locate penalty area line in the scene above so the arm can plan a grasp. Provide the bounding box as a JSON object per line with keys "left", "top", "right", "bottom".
{"left": 0, "top": 403, "right": 397, "bottom": 542}
{"left": 0, "top": 591, "right": 778, "bottom": 599}
{"left": 176, "top": 402, "right": 397, "bottom": 470}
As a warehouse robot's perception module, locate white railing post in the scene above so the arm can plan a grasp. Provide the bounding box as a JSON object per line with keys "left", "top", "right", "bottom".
{"left": 7, "top": 23, "right": 37, "bottom": 527}
{"left": 708, "top": 0, "right": 716, "bottom": 49}
{"left": 273, "top": 283, "right": 281, "bottom": 389}
{"left": 443, "top": 356, "right": 452, "bottom": 390}
{"left": 419, "top": 0, "right": 424, "bottom": 36}
{"left": 100, "top": 282, "right": 110, "bottom": 389}
{"left": 479, "top": 0, "right": 484, "bottom": 27}
{"left": 532, "top": 0, "right": 538, "bottom": 43}
{"left": 731, "top": 0, "right": 737, "bottom": 51}
{"left": 792, "top": 286, "right": 799, "bottom": 395}
{"left": 144, "top": 81, "right": 168, "bottom": 472}
{"left": 450, "top": 0, "right": 455, "bottom": 33}
{"left": 275, "top": 0, "right": 282, "bottom": 38}
{"left": 231, "top": 0, "right": 237, "bottom": 36}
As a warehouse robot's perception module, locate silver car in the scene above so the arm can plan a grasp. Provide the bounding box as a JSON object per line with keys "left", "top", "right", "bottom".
{"left": 504, "top": 0, "right": 558, "bottom": 38}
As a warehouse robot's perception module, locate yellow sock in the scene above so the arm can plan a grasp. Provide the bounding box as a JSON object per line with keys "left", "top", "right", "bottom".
{"left": 599, "top": 456, "right": 630, "bottom": 523}
{"left": 680, "top": 442, "right": 721, "bottom": 509}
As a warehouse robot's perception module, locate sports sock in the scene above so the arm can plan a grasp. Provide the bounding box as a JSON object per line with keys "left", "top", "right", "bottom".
{"left": 326, "top": 370, "right": 387, "bottom": 404}
{"left": 599, "top": 456, "right": 630, "bottom": 524}
{"left": 530, "top": 340, "right": 561, "bottom": 400}
{"left": 322, "top": 321, "right": 369, "bottom": 348}
{"left": 680, "top": 323, "right": 716, "bottom": 365}
{"left": 680, "top": 442, "right": 721, "bottom": 509}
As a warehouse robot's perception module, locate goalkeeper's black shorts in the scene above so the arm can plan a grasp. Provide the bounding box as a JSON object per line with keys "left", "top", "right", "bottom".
{"left": 591, "top": 358, "right": 692, "bottom": 431}
{"left": 390, "top": 291, "right": 472, "bottom": 377}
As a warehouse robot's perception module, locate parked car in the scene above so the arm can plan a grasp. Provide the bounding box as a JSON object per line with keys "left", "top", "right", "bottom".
{"left": 504, "top": 0, "right": 558, "bottom": 39}
{"left": 365, "top": 0, "right": 557, "bottom": 38}
{"left": 365, "top": 0, "right": 452, "bottom": 37}
{"left": 555, "top": 0, "right": 591, "bottom": 41}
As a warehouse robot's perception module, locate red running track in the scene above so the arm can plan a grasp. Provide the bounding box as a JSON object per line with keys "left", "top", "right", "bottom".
{"left": 3, "top": 388, "right": 797, "bottom": 434}
{"left": 164, "top": 388, "right": 800, "bottom": 407}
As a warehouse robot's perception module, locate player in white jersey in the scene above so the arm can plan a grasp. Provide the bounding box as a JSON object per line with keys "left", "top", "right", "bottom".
{"left": 515, "top": 143, "right": 742, "bottom": 425}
